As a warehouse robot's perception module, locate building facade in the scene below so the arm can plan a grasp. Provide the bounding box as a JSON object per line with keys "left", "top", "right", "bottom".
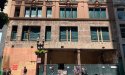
{"left": 113, "top": 0, "right": 125, "bottom": 75}
{"left": 0, "top": 0, "right": 12, "bottom": 74}
{"left": 2, "top": 0, "right": 118, "bottom": 75}
{"left": 0, "top": 22, "right": 7, "bottom": 75}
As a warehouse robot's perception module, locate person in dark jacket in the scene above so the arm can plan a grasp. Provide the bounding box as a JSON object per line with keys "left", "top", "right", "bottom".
{"left": 23, "top": 67, "right": 27, "bottom": 75}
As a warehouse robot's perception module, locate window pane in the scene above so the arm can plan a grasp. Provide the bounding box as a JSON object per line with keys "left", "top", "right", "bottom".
{"left": 60, "top": 27, "right": 66, "bottom": 41}
{"left": 120, "top": 29, "right": 125, "bottom": 38}
{"left": 89, "top": 8, "right": 94, "bottom": 18}
{"left": 122, "top": 44, "right": 125, "bottom": 57}
{"left": 120, "top": 24, "right": 125, "bottom": 38}
{"left": 72, "top": 8, "right": 77, "bottom": 18}
{"left": 117, "top": 8, "right": 125, "bottom": 20}
{"left": 25, "top": 7, "right": 30, "bottom": 17}
{"left": 68, "top": 28, "right": 70, "bottom": 41}
{"left": 101, "top": 8, "right": 106, "bottom": 18}
{"left": 60, "top": 8, "right": 65, "bottom": 18}
{"left": 95, "top": 8, "right": 100, "bottom": 18}
{"left": 11, "top": 26, "right": 17, "bottom": 40}
{"left": 47, "top": 8, "right": 52, "bottom": 18}
{"left": 29, "top": 27, "right": 40, "bottom": 41}
{"left": 0, "top": 32, "right": 2, "bottom": 43}
{"left": 66, "top": 8, "right": 71, "bottom": 18}
{"left": 22, "top": 26, "right": 28, "bottom": 41}
{"left": 91, "top": 27, "right": 98, "bottom": 41}
{"left": 14, "top": 7, "right": 20, "bottom": 17}
{"left": 102, "top": 27, "right": 109, "bottom": 41}
{"left": 38, "top": 8, "right": 42, "bottom": 17}
{"left": 31, "top": 7, "right": 37, "bottom": 17}
{"left": 71, "top": 27, "right": 78, "bottom": 42}
{"left": 45, "top": 26, "right": 51, "bottom": 41}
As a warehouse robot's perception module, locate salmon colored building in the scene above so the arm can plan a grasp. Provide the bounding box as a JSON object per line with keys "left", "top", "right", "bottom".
{"left": 2, "top": 0, "right": 119, "bottom": 75}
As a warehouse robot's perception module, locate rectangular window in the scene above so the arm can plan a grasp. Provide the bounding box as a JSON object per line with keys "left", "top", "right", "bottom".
{"left": 60, "top": 8, "right": 77, "bottom": 18}
{"left": 11, "top": 26, "right": 17, "bottom": 41}
{"left": 120, "top": 24, "right": 125, "bottom": 38}
{"left": 14, "top": 7, "right": 20, "bottom": 17}
{"left": 0, "top": 32, "right": 2, "bottom": 43}
{"left": 25, "top": 7, "right": 42, "bottom": 17}
{"left": 122, "top": 44, "right": 125, "bottom": 57}
{"left": 45, "top": 26, "right": 51, "bottom": 41}
{"left": 38, "top": 7, "right": 42, "bottom": 17}
{"left": 117, "top": 8, "right": 125, "bottom": 20}
{"left": 46, "top": 7, "right": 52, "bottom": 18}
{"left": 31, "top": 7, "right": 37, "bottom": 17}
{"left": 89, "top": 8, "right": 106, "bottom": 19}
{"left": 22, "top": 26, "right": 40, "bottom": 41}
{"left": 89, "top": 0, "right": 105, "bottom": 2}
{"left": 25, "top": 7, "right": 30, "bottom": 17}
{"left": 91, "top": 27, "right": 109, "bottom": 42}
{"left": 60, "top": 27, "right": 78, "bottom": 42}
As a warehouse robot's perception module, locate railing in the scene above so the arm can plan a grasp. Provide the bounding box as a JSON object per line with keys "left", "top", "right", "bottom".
{"left": 38, "top": 64, "right": 117, "bottom": 75}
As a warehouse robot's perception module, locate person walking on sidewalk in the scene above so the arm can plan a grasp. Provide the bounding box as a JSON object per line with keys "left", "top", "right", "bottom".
{"left": 23, "top": 67, "right": 27, "bottom": 75}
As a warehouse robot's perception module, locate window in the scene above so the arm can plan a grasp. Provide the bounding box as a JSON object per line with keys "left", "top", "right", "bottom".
{"left": 91, "top": 27, "right": 109, "bottom": 42}
{"left": 25, "top": 7, "right": 42, "bottom": 17}
{"left": 89, "top": 0, "right": 105, "bottom": 2}
{"left": 122, "top": 44, "right": 125, "bottom": 57}
{"left": 45, "top": 26, "right": 51, "bottom": 41}
{"left": 14, "top": 7, "right": 20, "bottom": 17}
{"left": 60, "top": 0, "right": 76, "bottom": 1}
{"left": 11, "top": 26, "right": 18, "bottom": 41}
{"left": 117, "top": 8, "right": 125, "bottom": 20}
{"left": 22, "top": 26, "right": 40, "bottom": 41}
{"left": 120, "top": 24, "right": 125, "bottom": 38}
{"left": 89, "top": 8, "right": 106, "bottom": 19}
{"left": 0, "top": 32, "right": 2, "bottom": 43}
{"left": 60, "top": 8, "right": 77, "bottom": 18}
{"left": 46, "top": 7, "right": 52, "bottom": 18}
{"left": 60, "top": 27, "right": 78, "bottom": 42}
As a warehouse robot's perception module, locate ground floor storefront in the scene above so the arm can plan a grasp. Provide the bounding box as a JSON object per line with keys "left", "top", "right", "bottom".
{"left": 2, "top": 48, "right": 117, "bottom": 75}
{"left": 36, "top": 49, "right": 117, "bottom": 75}
{"left": 37, "top": 64, "right": 117, "bottom": 75}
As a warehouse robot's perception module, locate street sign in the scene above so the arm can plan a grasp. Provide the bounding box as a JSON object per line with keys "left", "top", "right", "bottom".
{"left": 37, "top": 58, "right": 41, "bottom": 63}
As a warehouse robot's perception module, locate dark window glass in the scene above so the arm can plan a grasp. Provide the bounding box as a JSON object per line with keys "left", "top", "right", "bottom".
{"left": 60, "top": 8, "right": 77, "bottom": 18}
{"left": 45, "top": 26, "right": 51, "bottom": 41}
{"left": 11, "top": 26, "right": 17, "bottom": 40}
{"left": 14, "top": 7, "right": 20, "bottom": 17}
{"left": 60, "top": 27, "right": 78, "bottom": 42}
{"left": 89, "top": 8, "right": 106, "bottom": 19}
{"left": 91, "top": 27, "right": 109, "bottom": 42}
{"left": 120, "top": 24, "right": 125, "bottom": 38}
{"left": 22, "top": 26, "right": 40, "bottom": 41}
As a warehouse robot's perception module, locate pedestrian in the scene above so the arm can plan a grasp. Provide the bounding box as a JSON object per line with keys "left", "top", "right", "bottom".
{"left": 23, "top": 67, "right": 27, "bottom": 75}
{"left": 81, "top": 66, "right": 88, "bottom": 75}
{"left": 7, "top": 68, "right": 11, "bottom": 75}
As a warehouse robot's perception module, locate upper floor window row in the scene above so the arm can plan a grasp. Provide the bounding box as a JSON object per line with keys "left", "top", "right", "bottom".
{"left": 117, "top": 8, "right": 125, "bottom": 20}
{"left": 11, "top": 26, "right": 110, "bottom": 42}
{"left": 14, "top": 6, "right": 107, "bottom": 19}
